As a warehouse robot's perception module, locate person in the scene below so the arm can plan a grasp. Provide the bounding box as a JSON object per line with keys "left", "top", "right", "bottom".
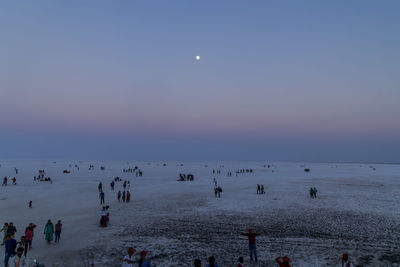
{"left": 217, "top": 186, "right": 222, "bottom": 198}
{"left": 44, "top": 220, "right": 54, "bottom": 244}
{"left": 55, "top": 220, "right": 62, "bottom": 243}
{"left": 275, "top": 256, "right": 291, "bottom": 267}
{"left": 25, "top": 223, "right": 36, "bottom": 248}
{"left": 237, "top": 257, "right": 244, "bottom": 267}
{"left": 238, "top": 229, "right": 263, "bottom": 263}
{"left": 342, "top": 253, "right": 354, "bottom": 267}
{"left": 12, "top": 177, "right": 16, "bottom": 185}
{"left": 138, "top": 250, "right": 151, "bottom": 267}
{"left": 0, "top": 223, "right": 8, "bottom": 245}
{"left": 2, "top": 177, "right": 7, "bottom": 186}
{"left": 194, "top": 259, "right": 201, "bottom": 267}
{"left": 206, "top": 256, "right": 219, "bottom": 267}
{"left": 100, "top": 207, "right": 107, "bottom": 227}
{"left": 110, "top": 181, "right": 114, "bottom": 190}
{"left": 7, "top": 223, "right": 17, "bottom": 236}
{"left": 100, "top": 191, "right": 105, "bottom": 205}
{"left": 214, "top": 187, "right": 218, "bottom": 198}
{"left": 4, "top": 234, "right": 17, "bottom": 267}
{"left": 98, "top": 182, "right": 102, "bottom": 192}
{"left": 122, "top": 191, "right": 126, "bottom": 202}
{"left": 10, "top": 247, "right": 27, "bottom": 267}
{"left": 313, "top": 187, "right": 318, "bottom": 198}
{"left": 17, "top": 236, "right": 28, "bottom": 257}
{"left": 126, "top": 191, "right": 131, "bottom": 202}
{"left": 261, "top": 184, "right": 264, "bottom": 194}
{"left": 309, "top": 187, "right": 314, "bottom": 198}
{"left": 29, "top": 201, "right": 32, "bottom": 208}
{"left": 257, "top": 184, "right": 260, "bottom": 194}
{"left": 122, "top": 247, "right": 136, "bottom": 267}
{"left": 25, "top": 227, "right": 33, "bottom": 252}
{"left": 118, "top": 191, "right": 121, "bottom": 202}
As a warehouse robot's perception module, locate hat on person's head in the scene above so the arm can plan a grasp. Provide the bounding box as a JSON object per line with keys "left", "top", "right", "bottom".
{"left": 343, "top": 253, "right": 349, "bottom": 261}
{"left": 140, "top": 250, "right": 147, "bottom": 256}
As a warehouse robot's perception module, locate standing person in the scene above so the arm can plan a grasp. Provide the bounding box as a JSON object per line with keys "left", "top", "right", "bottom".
{"left": 217, "top": 186, "right": 222, "bottom": 198}
{"left": 122, "top": 247, "right": 136, "bottom": 267}
{"left": 100, "top": 207, "right": 107, "bottom": 227}
{"left": 44, "top": 220, "right": 54, "bottom": 244}
{"left": 29, "top": 201, "right": 32, "bottom": 208}
{"left": 118, "top": 191, "right": 121, "bottom": 202}
{"left": 238, "top": 229, "right": 263, "bottom": 263}
{"left": 98, "top": 182, "right": 103, "bottom": 192}
{"left": 342, "top": 253, "right": 354, "bottom": 267}
{"left": 261, "top": 184, "right": 264, "bottom": 194}
{"left": 0, "top": 223, "right": 8, "bottom": 245}
{"left": 194, "top": 259, "right": 201, "bottom": 267}
{"left": 126, "top": 191, "right": 131, "bottom": 202}
{"left": 2, "top": 177, "right": 7, "bottom": 186}
{"left": 257, "top": 184, "right": 260, "bottom": 194}
{"left": 138, "top": 251, "right": 151, "bottom": 267}
{"left": 55, "top": 220, "right": 62, "bottom": 243}
{"left": 313, "top": 187, "right": 318, "bottom": 198}
{"left": 10, "top": 247, "right": 27, "bottom": 267}
{"left": 25, "top": 227, "right": 33, "bottom": 252}
{"left": 206, "top": 256, "right": 219, "bottom": 267}
{"left": 275, "top": 257, "right": 291, "bottom": 267}
{"left": 214, "top": 187, "right": 218, "bottom": 198}
{"left": 7, "top": 223, "right": 17, "bottom": 237}
{"left": 100, "top": 191, "right": 105, "bottom": 205}
{"left": 237, "top": 257, "right": 244, "bottom": 267}
{"left": 309, "top": 187, "right": 314, "bottom": 198}
{"left": 122, "top": 191, "right": 126, "bottom": 202}
{"left": 17, "top": 236, "right": 28, "bottom": 257}
{"left": 4, "top": 234, "right": 17, "bottom": 267}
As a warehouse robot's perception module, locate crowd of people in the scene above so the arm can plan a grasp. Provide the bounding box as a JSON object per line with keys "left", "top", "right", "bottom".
{"left": 1, "top": 219, "right": 62, "bottom": 266}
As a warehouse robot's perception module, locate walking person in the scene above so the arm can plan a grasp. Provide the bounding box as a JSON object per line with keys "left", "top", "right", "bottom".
{"left": 100, "top": 191, "right": 105, "bottom": 205}
{"left": 238, "top": 229, "right": 263, "bottom": 263}
{"left": 44, "top": 220, "right": 54, "bottom": 244}
{"left": 55, "top": 220, "right": 62, "bottom": 243}
{"left": 4, "top": 234, "right": 17, "bottom": 267}
{"left": 0, "top": 223, "right": 8, "bottom": 245}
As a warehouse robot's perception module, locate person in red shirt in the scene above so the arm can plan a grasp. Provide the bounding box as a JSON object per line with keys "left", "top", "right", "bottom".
{"left": 237, "top": 229, "right": 263, "bottom": 263}
{"left": 275, "top": 256, "right": 291, "bottom": 267}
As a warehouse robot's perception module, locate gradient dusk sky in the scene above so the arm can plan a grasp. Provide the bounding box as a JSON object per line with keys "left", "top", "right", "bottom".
{"left": 0, "top": 1, "right": 399, "bottom": 162}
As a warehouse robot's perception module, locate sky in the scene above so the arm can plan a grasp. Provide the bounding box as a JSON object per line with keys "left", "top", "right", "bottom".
{"left": 0, "top": 1, "right": 399, "bottom": 162}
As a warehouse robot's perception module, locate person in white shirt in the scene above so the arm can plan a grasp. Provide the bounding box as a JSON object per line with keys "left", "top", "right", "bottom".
{"left": 11, "top": 247, "right": 28, "bottom": 267}
{"left": 122, "top": 247, "right": 136, "bottom": 267}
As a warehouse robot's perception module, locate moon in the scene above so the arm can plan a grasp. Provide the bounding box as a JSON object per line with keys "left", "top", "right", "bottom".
{"left": 196, "top": 55, "right": 200, "bottom": 61}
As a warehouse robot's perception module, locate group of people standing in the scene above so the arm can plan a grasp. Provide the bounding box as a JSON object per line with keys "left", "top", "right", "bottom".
{"left": 309, "top": 187, "right": 318, "bottom": 198}
{"left": 1, "top": 220, "right": 61, "bottom": 266}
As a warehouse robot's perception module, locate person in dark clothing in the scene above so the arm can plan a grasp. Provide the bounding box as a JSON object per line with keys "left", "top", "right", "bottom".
{"left": 206, "top": 256, "right": 219, "bottom": 267}
{"left": 17, "top": 235, "right": 29, "bottom": 257}
{"left": 313, "top": 187, "right": 318, "bottom": 198}
{"left": 257, "top": 184, "right": 260, "bottom": 194}
{"left": 261, "top": 184, "right": 265, "bottom": 194}
{"left": 122, "top": 191, "right": 126, "bottom": 202}
{"left": 310, "top": 187, "right": 314, "bottom": 198}
{"left": 4, "top": 234, "right": 17, "bottom": 267}
{"left": 29, "top": 200, "right": 32, "bottom": 208}
{"left": 238, "top": 229, "right": 263, "bottom": 263}
{"left": 118, "top": 191, "right": 121, "bottom": 202}
{"left": 194, "top": 259, "right": 201, "bottom": 267}
{"left": 138, "top": 250, "right": 151, "bottom": 267}
{"left": 98, "top": 182, "right": 102, "bottom": 192}
{"left": 7, "top": 222, "right": 16, "bottom": 236}
{"left": 100, "top": 191, "right": 105, "bottom": 205}
{"left": 55, "top": 220, "right": 62, "bottom": 243}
